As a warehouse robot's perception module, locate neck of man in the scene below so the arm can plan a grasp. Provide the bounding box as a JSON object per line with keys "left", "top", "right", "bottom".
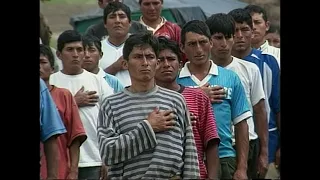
{"left": 61, "top": 67, "right": 84, "bottom": 76}
{"left": 142, "top": 16, "right": 162, "bottom": 29}
{"left": 211, "top": 55, "right": 233, "bottom": 67}
{"left": 252, "top": 37, "right": 266, "bottom": 49}
{"left": 232, "top": 47, "right": 252, "bottom": 59}
{"left": 108, "top": 34, "right": 128, "bottom": 47}
{"left": 128, "top": 78, "right": 156, "bottom": 93}
{"left": 43, "top": 78, "right": 53, "bottom": 91}
{"left": 188, "top": 59, "right": 211, "bottom": 81}
{"left": 90, "top": 67, "right": 100, "bottom": 74}
{"left": 156, "top": 79, "right": 180, "bottom": 92}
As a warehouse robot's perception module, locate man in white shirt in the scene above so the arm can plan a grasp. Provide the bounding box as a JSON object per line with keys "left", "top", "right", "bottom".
{"left": 99, "top": 2, "right": 132, "bottom": 87}
{"left": 82, "top": 34, "right": 124, "bottom": 93}
{"left": 244, "top": 5, "right": 280, "bottom": 67}
{"left": 205, "top": 13, "right": 269, "bottom": 179}
{"left": 49, "top": 30, "right": 114, "bottom": 180}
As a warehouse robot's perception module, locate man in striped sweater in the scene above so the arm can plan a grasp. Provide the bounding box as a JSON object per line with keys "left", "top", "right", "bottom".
{"left": 97, "top": 32, "right": 200, "bottom": 179}
{"left": 155, "top": 37, "right": 220, "bottom": 179}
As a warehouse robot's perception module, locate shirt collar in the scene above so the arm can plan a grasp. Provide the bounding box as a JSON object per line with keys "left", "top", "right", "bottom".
{"left": 179, "top": 60, "right": 218, "bottom": 78}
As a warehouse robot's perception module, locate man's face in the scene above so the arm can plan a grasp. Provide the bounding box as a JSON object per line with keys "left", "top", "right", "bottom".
{"left": 104, "top": 10, "right": 131, "bottom": 37}
{"left": 40, "top": 54, "right": 54, "bottom": 81}
{"left": 125, "top": 45, "right": 158, "bottom": 82}
{"left": 266, "top": 32, "right": 280, "bottom": 48}
{"left": 233, "top": 22, "right": 253, "bottom": 52}
{"left": 155, "top": 48, "right": 180, "bottom": 83}
{"left": 57, "top": 41, "right": 84, "bottom": 72}
{"left": 82, "top": 44, "right": 102, "bottom": 72}
{"left": 140, "top": 0, "right": 162, "bottom": 22}
{"left": 181, "top": 32, "right": 212, "bottom": 66}
{"left": 251, "top": 12, "right": 269, "bottom": 45}
{"left": 210, "top": 32, "right": 234, "bottom": 60}
{"left": 98, "top": 0, "right": 122, "bottom": 9}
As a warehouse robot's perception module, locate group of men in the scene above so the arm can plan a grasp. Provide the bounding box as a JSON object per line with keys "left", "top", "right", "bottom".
{"left": 40, "top": 0, "right": 280, "bottom": 179}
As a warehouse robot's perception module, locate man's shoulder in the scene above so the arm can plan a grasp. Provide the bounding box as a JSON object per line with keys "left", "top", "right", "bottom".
{"left": 183, "top": 87, "right": 209, "bottom": 101}
{"left": 158, "top": 86, "right": 185, "bottom": 100}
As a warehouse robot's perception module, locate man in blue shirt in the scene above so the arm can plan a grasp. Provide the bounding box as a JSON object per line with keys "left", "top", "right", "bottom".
{"left": 40, "top": 78, "right": 66, "bottom": 179}
{"left": 82, "top": 34, "right": 124, "bottom": 93}
{"left": 228, "top": 8, "right": 280, "bottom": 178}
{"left": 177, "top": 20, "right": 252, "bottom": 180}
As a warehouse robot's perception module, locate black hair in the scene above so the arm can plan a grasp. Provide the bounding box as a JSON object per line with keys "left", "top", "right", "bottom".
{"left": 205, "top": 13, "right": 235, "bottom": 38}
{"left": 103, "top": 1, "right": 131, "bottom": 24}
{"left": 57, "top": 30, "right": 82, "bottom": 52}
{"left": 244, "top": 5, "right": 268, "bottom": 22}
{"left": 228, "top": 8, "right": 253, "bottom": 29}
{"left": 158, "top": 36, "right": 182, "bottom": 62}
{"left": 139, "top": 0, "right": 163, "bottom": 5}
{"left": 180, "top": 20, "right": 211, "bottom": 45}
{"left": 40, "top": 44, "right": 55, "bottom": 68}
{"left": 82, "top": 34, "right": 102, "bottom": 53}
{"left": 123, "top": 31, "right": 159, "bottom": 61}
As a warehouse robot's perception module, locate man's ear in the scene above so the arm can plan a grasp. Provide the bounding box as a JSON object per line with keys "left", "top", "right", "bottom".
{"left": 56, "top": 51, "right": 61, "bottom": 59}
{"left": 122, "top": 59, "right": 128, "bottom": 70}
{"left": 180, "top": 43, "right": 185, "bottom": 54}
{"left": 265, "top": 20, "right": 270, "bottom": 32}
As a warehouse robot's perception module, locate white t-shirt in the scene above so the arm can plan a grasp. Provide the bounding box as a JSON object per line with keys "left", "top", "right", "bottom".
{"left": 49, "top": 69, "right": 114, "bottom": 167}
{"left": 225, "top": 57, "right": 265, "bottom": 142}
{"left": 100, "top": 37, "right": 131, "bottom": 87}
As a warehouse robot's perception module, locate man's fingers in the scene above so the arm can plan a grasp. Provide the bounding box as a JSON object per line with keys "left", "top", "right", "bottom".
{"left": 162, "top": 110, "right": 174, "bottom": 116}
{"left": 165, "top": 120, "right": 176, "bottom": 126}
{"left": 89, "top": 94, "right": 99, "bottom": 99}
{"left": 211, "top": 85, "right": 223, "bottom": 90}
{"left": 87, "top": 91, "right": 97, "bottom": 95}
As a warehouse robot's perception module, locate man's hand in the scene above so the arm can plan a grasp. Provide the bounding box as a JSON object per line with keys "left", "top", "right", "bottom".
{"left": 257, "top": 152, "right": 269, "bottom": 178}
{"left": 233, "top": 169, "right": 247, "bottom": 180}
{"left": 104, "top": 56, "right": 126, "bottom": 74}
{"left": 200, "top": 83, "right": 225, "bottom": 103}
{"left": 189, "top": 112, "right": 197, "bottom": 126}
{"left": 74, "top": 86, "right": 99, "bottom": 107}
{"left": 66, "top": 170, "right": 78, "bottom": 179}
{"left": 100, "top": 164, "right": 107, "bottom": 180}
{"left": 147, "top": 107, "right": 176, "bottom": 132}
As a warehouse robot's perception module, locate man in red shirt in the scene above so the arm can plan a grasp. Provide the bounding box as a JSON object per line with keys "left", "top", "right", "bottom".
{"left": 155, "top": 37, "right": 220, "bottom": 179}
{"left": 40, "top": 44, "right": 87, "bottom": 179}
{"left": 138, "top": 0, "right": 188, "bottom": 65}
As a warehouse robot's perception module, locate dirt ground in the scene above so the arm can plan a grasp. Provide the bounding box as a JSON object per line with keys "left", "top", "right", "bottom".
{"left": 40, "top": 0, "right": 279, "bottom": 39}
{"left": 40, "top": 2, "right": 97, "bottom": 41}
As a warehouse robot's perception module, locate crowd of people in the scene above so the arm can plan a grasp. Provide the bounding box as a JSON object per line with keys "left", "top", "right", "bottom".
{"left": 39, "top": 0, "right": 280, "bottom": 179}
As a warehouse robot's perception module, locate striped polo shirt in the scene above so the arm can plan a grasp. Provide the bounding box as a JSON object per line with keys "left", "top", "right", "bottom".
{"left": 97, "top": 85, "right": 200, "bottom": 179}
{"left": 179, "top": 85, "right": 220, "bottom": 179}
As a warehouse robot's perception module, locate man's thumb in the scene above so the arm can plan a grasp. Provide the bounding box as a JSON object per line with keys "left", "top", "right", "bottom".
{"left": 154, "top": 106, "right": 160, "bottom": 113}
{"left": 78, "top": 86, "right": 84, "bottom": 92}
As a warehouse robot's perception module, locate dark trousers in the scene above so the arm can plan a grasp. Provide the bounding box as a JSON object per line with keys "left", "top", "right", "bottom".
{"left": 233, "top": 138, "right": 260, "bottom": 179}
{"left": 219, "top": 157, "right": 237, "bottom": 179}
{"left": 78, "top": 166, "right": 101, "bottom": 180}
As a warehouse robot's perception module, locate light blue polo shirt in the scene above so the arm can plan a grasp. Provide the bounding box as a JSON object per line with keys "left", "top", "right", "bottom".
{"left": 177, "top": 60, "right": 252, "bottom": 158}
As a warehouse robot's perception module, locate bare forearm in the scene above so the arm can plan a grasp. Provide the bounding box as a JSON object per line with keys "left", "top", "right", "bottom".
{"left": 235, "top": 120, "right": 249, "bottom": 170}
{"left": 44, "top": 136, "right": 59, "bottom": 179}
{"left": 105, "top": 63, "right": 121, "bottom": 75}
{"left": 69, "top": 140, "right": 81, "bottom": 173}
{"left": 205, "top": 140, "right": 219, "bottom": 179}
{"left": 253, "top": 101, "right": 268, "bottom": 154}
